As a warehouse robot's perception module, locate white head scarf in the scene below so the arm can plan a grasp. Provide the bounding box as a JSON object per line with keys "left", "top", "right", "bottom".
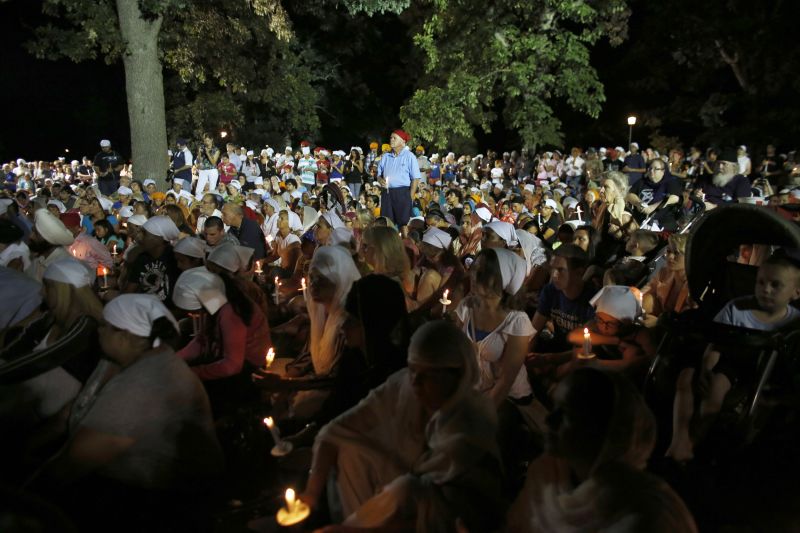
{"left": 590, "top": 285, "right": 642, "bottom": 322}
{"left": 484, "top": 220, "right": 517, "bottom": 247}
{"left": 493, "top": 248, "right": 527, "bottom": 295}
{"left": 302, "top": 206, "right": 319, "bottom": 233}
{"left": 47, "top": 200, "right": 66, "bottom": 213}
{"left": 474, "top": 206, "right": 493, "bottom": 224}
{"left": 172, "top": 267, "right": 228, "bottom": 314}
{"left": 43, "top": 258, "right": 92, "bottom": 287}
{"left": 330, "top": 226, "right": 354, "bottom": 247}
{"left": 34, "top": 209, "right": 74, "bottom": 247}
{"left": 104, "top": 294, "right": 179, "bottom": 347}
{"left": 142, "top": 216, "right": 180, "bottom": 244}
{"left": 118, "top": 206, "right": 134, "bottom": 218}
{"left": 0, "top": 242, "right": 31, "bottom": 270}
{"left": 307, "top": 246, "right": 361, "bottom": 376}
{"left": 127, "top": 214, "right": 148, "bottom": 227}
{"left": 320, "top": 211, "right": 345, "bottom": 230}
{"left": 422, "top": 227, "right": 453, "bottom": 250}
{"left": 515, "top": 230, "right": 547, "bottom": 274}
{"left": 207, "top": 243, "right": 246, "bottom": 273}
{"left": 174, "top": 236, "right": 207, "bottom": 259}
{"left": 0, "top": 265, "right": 42, "bottom": 330}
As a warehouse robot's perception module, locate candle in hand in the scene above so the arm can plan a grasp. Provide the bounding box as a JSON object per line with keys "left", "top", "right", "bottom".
{"left": 112, "top": 243, "right": 118, "bottom": 256}
{"left": 439, "top": 289, "right": 451, "bottom": 314}
{"left": 255, "top": 260, "right": 263, "bottom": 274}
{"left": 301, "top": 277, "right": 307, "bottom": 294}
{"left": 273, "top": 276, "right": 280, "bottom": 304}
{"left": 265, "top": 348, "right": 275, "bottom": 369}
{"left": 263, "top": 416, "right": 282, "bottom": 444}
{"left": 582, "top": 327, "right": 592, "bottom": 357}
{"left": 102, "top": 266, "right": 109, "bottom": 289}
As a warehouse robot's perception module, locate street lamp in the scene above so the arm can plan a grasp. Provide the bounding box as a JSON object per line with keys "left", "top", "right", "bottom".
{"left": 627, "top": 116, "right": 637, "bottom": 147}
{"left": 220, "top": 130, "right": 228, "bottom": 139}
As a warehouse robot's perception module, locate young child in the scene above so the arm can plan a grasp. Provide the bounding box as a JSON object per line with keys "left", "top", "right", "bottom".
{"left": 624, "top": 229, "right": 660, "bottom": 261}
{"left": 666, "top": 248, "right": 800, "bottom": 462}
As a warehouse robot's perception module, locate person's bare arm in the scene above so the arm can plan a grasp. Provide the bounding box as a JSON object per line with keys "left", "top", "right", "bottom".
{"left": 487, "top": 335, "right": 531, "bottom": 408}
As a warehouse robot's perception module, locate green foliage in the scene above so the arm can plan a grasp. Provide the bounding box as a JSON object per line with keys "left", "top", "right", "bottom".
{"left": 400, "top": 0, "right": 630, "bottom": 149}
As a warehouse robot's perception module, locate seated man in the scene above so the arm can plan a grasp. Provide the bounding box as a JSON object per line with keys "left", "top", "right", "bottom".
{"left": 666, "top": 249, "right": 800, "bottom": 462}
{"left": 626, "top": 159, "right": 682, "bottom": 231}
{"left": 221, "top": 203, "right": 267, "bottom": 260}
{"left": 530, "top": 244, "right": 597, "bottom": 365}
{"left": 698, "top": 149, "right": 752, "bottom": 206}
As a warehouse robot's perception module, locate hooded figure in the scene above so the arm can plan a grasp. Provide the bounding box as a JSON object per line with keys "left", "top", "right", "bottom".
{"left": 507, "top": 368, "right": 697, "bottom": 533}
{"left": 308, "top": 321, "right": 505, "bottom": 532}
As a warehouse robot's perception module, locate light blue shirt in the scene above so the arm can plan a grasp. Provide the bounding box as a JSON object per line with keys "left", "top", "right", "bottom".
{"left": 377, "top": 146, "right": 420, "bottom": 188}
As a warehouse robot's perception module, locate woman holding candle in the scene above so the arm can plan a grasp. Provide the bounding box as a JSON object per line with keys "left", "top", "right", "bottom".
{"left": 507, "top": 368, "right": 697, "bottom": 532}
{"left": 173, "top": 267, "right": 270, "bottom": 385}
{"left": 206, "top": 243, "right": 271, "bottom": 320}
{"left": 92, "top": 219, "right": 125, "bottom": 254}
{"left": 0, "top": 258, "right": 104, "bottom": 426}
{"left": 303, "top": 321, "right": 505, "bottom": 532}
{"left": 414, "top": 226, "right": 465, "bottom": 309}
{"left": 29, "top": 294, "right": 224, "bottom": 526}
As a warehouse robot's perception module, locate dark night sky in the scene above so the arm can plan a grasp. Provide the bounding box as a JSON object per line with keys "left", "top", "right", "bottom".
{"left": 0, "top": 1, "right": 772, "bottom": 162}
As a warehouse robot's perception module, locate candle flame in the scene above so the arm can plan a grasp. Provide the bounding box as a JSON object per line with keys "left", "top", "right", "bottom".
{"left": 265, "top": 348, "right": 275, "bottom": 367}
{"left": 584, "top": 327, "right": 589, "bottom": 335}
{"left": 301, "top": 277, "right": 307, "bottom": 291}
{"left": 443, "top": 289, "right": 449, "bottom": 299}
{"left": 263, "top": 416, "right": 274, "bottom": 428}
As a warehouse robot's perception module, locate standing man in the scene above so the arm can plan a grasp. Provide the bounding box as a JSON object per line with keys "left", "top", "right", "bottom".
{"left": 195, "top": 134, "right": 220, "bottom": 199}
{"left": 93, "top": 139, "right": 124, "bottom": 196}
{"left": 171, "top": 138, "right": 193, "bottom": 194}
{"left": 623, "top": 142, "right": 646, "bottom": 187}
{"left": 378, "top": 129, "right": 420, "bottom": 229}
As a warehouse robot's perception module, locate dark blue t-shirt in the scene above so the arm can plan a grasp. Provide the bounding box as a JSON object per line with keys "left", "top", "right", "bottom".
{"left": 624, "top": 153, "right": 646, "bottom": 186}
{"left": 537, "top": 282, "right": 597, "bottom": 350}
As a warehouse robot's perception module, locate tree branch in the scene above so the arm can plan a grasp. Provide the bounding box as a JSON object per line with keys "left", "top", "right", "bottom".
{"left": 714, "top": 39, "right": 754, "bottom": 94}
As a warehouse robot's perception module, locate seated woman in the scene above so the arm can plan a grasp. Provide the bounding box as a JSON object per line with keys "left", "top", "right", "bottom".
{"left": 314, "top": 211, "right": 345, "bottom": 246}
{"left": 92, "top": 219, "right": 125, "bottom": 254}
{"left": 302, "top": 321, "right": 505, "bottom": 531}
{"left": 642, "top": 233, "right": 696, "bottom": 326}
{"left": 173, "top": 236, "right": 207, "bottom": 272}
{"left": 206, "top": 243, "right": 271, "bottom": 320}
{"left": 415, "top": 226, "right": 464, "bottom": 307}
{"left": 565, "top": 285, "right": 655, "bottom": 379}
{"left": 173, "top": 267, "right": 270, "bottom": 382}
{"left": 360, "top": 225, "right": 415, "bottom": 307}
{"left": 594, "top": 171, "right": 638, "bottom": 261}
{"left": 0, "top": 259, "right": 103, "bottom": 429}
{"left": 271, "top": 246, "right": 361, "bottom": 419}
{"left": 263, "top": 210, "right": 302, "bottom": 279}
{"left": 30, "top": 294, "right": 223, "bottom": 527}
{"left": 507, "top": 367, "right": 697, "bottom": 533}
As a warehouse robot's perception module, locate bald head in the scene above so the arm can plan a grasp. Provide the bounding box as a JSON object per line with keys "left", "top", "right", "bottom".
{"left": 221, "top": 202, "right": 243, "bottom": 228}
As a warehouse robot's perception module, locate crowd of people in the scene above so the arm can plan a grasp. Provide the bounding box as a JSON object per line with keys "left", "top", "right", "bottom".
{"left": 1, "top": 129, "right": 800, "bottom": 531}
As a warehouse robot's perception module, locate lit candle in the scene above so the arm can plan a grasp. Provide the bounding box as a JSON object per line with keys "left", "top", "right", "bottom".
{"left": 112, "top": 243, "right": 118, "bottom": 256}
{"left": 102, "top": 266, "right": 108, "bottom": 289}
{"left": 255, "top": 260, "right": 263, "bottom": 274}
{"left": 582, "top": 327, "right": 592, "bottom": 358}
{"left": 301, "top": 277, "right": 307, "bottom": 295}
{"left": 575, "top": 205, "right": 583, "bottom": 222}
{"left": 263, "top": 416, "right": 293, "bottom": 456}
{"left": 263, "top": 416, "right": 282, "bottom": 445}
{"left": 276, "top": 487, "right": 310, "bottom": 526}
{"left": 439, "top": 289, "right": 451, "bottom": 315}
{"left": 265, "top": 347, "right": 275, "bottom": 369}
{"left": 285, "top": 488, "right": 296, "bottom": 513}
{"left": 274, "top": 276, "right": 280, "bottom": 305}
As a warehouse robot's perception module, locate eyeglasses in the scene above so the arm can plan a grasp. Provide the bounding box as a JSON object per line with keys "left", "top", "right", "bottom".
{"left": 595, "top": 315, "right": 622, "bottom": 329}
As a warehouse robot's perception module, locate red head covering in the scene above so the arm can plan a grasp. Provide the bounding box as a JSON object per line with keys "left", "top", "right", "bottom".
{"left": 60, "top": 211, "right": 81, "bottom": 228}
{"left": 392, "top": 129, "right": 410, "bottom": 143}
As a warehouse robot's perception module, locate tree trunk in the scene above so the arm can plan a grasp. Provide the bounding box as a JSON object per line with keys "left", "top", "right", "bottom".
{"left": 116, "top": 0, "right": 169, "bottom": 190}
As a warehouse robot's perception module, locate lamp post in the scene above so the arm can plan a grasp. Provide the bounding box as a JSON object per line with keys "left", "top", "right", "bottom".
{"left": 627, "top": 116, "right": 637, "bottom": 147}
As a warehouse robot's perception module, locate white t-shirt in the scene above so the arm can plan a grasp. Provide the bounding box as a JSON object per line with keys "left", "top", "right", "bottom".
{"left": 455, "top": 303, "right": 535, "bottom": 399}
{"left": 714, "top": 296, "right": 800, "bottom": 331}
{"left": 737, "top": 156, "right": 751, "bottom": 175}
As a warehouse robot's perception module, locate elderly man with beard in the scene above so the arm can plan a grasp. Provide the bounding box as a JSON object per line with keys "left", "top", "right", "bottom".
{"left": 25, "top": 209, "right": 76, "bottom": 281}
{"left": 698, "top": 149, "right": 752, "bottom": 206}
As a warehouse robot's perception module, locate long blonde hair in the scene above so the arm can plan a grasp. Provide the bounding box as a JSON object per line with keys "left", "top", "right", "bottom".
{"left": 45, "top": 280, "right": 104, "bottom": 338}
{"left": 362, "top": 225, "right": 410, "bottom": 278}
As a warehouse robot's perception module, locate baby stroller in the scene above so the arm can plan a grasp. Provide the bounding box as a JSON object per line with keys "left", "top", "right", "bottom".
{"left": 643, "top": 204, "right": 800, "bottom": 456}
